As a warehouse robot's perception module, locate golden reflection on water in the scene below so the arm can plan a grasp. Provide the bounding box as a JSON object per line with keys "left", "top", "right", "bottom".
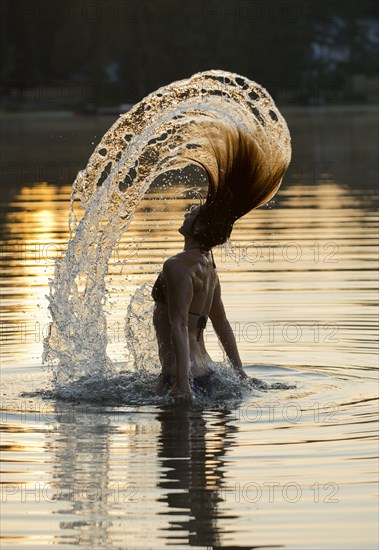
{"left": 1, "top": 184, "right": 71, "bottom": 367}
{"left": 1, "top": 178, "right": 378, "bottom": 549}
{"left": 2, "top": 106, "right": 378, "bottom": 549}
{"left": 0, "top": 180, "right": 377, "bottom": 372}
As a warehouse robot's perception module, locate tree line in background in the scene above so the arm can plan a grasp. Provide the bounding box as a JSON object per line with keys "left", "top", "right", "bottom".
{"left": 1, "top": 0, "right": 378, "bottom": 109}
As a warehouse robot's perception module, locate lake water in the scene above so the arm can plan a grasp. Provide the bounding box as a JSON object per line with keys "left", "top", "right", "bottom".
{"left": 1, "top": 108, "right": 378, "bottom": 549}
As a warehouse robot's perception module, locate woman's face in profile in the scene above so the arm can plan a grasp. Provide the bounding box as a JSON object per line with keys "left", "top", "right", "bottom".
{"left": 179, "top": 205, "right": 201, "bottom": 237}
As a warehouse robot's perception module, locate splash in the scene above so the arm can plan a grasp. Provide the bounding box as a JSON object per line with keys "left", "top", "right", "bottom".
{"left": 43, "top": 70, "right": 291, "bottom": 395}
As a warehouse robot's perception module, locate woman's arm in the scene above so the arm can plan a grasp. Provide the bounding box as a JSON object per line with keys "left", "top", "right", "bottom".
{"left": 209, "top": 276, "right": 248, "bottom": 378}
{"left": 163, "top": 258, "right": 194, "bottom": 400}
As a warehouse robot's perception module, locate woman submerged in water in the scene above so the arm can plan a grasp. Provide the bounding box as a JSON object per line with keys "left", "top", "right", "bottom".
{"left": 152, "top": 203, "right": 247, "bottom": 402}
{"left": 152, "top": 127, "right": 289, "bottom": 402}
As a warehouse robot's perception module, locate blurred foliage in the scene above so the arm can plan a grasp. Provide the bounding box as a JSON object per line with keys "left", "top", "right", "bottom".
{"left": 1, "top": 0, "right": 378, "bottom": 107}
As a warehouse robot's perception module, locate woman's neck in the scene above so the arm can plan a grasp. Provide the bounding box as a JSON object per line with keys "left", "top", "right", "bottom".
{"left": 183, "top": 235, "right": 205, "bottom": 251}
{"left": 183, "top": 239, "right": 214, "bottom": 260}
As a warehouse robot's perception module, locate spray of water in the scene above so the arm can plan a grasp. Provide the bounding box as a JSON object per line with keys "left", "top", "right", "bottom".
{"left": 43, "top": 70, "right": 291, "bottom": 401}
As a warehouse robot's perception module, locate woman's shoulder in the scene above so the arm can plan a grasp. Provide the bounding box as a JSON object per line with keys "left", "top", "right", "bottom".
{"left": 163, "top": 254, "right": 185, "bottom": 270}
{"left": 162, "top": 252, "right": 196, "bottom": 281}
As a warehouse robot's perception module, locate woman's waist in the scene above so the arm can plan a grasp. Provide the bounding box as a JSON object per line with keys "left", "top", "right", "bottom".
{"left": 163, "top": 352, "right": 210, "bottom": 377}
{"left": 158, "top": 369, "right": 214, "bottom": 392}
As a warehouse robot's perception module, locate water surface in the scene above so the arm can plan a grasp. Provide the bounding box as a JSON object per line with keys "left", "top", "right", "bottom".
{"left": 1, "top": 109, "right": 378, "bottom": 549}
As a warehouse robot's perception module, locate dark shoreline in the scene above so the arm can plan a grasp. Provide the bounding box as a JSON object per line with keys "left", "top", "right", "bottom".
{"left": 1, "top": 107, "right": 377, "bottom": 190}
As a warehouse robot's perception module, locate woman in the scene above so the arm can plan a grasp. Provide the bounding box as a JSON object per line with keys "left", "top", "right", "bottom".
{"left": 153, "top": 126, "right": 290, "bottom": 401}
{"left": 153, "top": 204, "right": 247, "bottom": 402}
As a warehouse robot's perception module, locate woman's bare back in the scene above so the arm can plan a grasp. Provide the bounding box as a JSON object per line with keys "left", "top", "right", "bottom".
{"left": 155, "top": 248, "right": 217, "bottom": 377}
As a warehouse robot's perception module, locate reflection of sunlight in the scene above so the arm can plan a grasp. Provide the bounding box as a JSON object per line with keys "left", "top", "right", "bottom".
{"left": 1, "top": 179, "right": 377, "bottom": 372}
{"left": 280, "top": 182, "right": 348, "bottom": 209}
{"left": 32, "top": 208, "right": 56, "bottom": 243}
{"left": 239, "top": 182, "right": 367, "bottom": 243}
{"left": 1, "top": 183, "right": 71, "bottom": 367}
{"left": 8, "top": 183, "right": 71, "bottom": 243}
{"left": 314, "top": 182, "right": 347, "bottom": 209}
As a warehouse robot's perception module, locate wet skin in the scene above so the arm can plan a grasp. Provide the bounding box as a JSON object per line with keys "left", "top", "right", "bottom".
{"left": 153, "top": 207, "right": 247, "bottom": 402}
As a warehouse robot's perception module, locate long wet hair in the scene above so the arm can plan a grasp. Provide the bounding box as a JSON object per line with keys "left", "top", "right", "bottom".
{"left": 192, "top": 126, "right": 288, "bottom": 249}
